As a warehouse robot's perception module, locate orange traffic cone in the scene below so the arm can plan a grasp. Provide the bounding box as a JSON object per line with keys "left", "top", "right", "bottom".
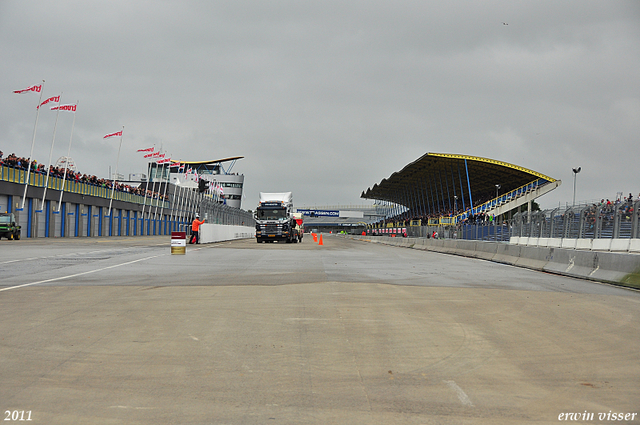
{"left": 318, "top": 234, "right": 323, "bottom": 245}
{"left": 312, "top": 233, "right": 317, "bottom": 242}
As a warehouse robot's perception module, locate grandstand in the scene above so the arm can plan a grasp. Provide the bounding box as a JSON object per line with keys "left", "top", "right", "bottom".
{"left": 361, "top": 152, "right": 561, "bottom": 226}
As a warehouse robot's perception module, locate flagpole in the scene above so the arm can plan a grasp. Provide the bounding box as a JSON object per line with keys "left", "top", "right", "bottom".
{"left": 107, "top": 126, "right": 124, "bottom": 217}
{"left": 170, "top": 163, "right": 183, "bottom": 228}
{"left": 158, "top": 158, "right": 171, "bottom": 224}
{"left": 21, "top": 80, "right": 45, "bottom": 210}
{"left": 57, "top": 101, "right": 77, "bottom": 212}
{"left": 173, "top": 181, "right": 183, "bottom": 231}
{"left": 140, "top": 144, "right": 154, "bottom": 233}
{"left": 41, "top": 93, "right": 63, "bottom": 209}
{"left": 151, "top": 146, "right": 162, "bottom": 220}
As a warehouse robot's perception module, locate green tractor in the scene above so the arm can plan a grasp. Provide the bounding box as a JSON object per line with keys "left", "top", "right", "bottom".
{"left": 0, "top": 213, "right": 21, "bottom": 240}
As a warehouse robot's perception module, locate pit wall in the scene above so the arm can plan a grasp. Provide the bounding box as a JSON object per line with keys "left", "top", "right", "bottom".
{"left": 199, "top": 224, "right": 255, "bottom": 244}
{"left": 347, "top": 235, "right": 640, "bottom": 290}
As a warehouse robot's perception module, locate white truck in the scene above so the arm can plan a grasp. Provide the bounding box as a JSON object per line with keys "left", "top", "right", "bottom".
{"left": 255, "top": 192, "right": 302, "bottom": 243}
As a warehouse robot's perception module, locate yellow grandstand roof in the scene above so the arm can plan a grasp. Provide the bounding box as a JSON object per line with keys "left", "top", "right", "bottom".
{"left": 361, "top": 152, "right": 556, "bottom": 205}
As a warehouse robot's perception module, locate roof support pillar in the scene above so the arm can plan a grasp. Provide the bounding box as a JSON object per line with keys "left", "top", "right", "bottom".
{"left": 408, "top": 184, "right": 415, "bottom": 220}
{"left": 464, "top": 159, "right": 474, "bottom": 212}
{"left": 458, "top": 162, "right": 466, "bottom": 211}
{"left": 442, "top": 168, "right": 452, "bottom": 212}
{"left": 450, "top": 164, "right": 458, "bottom": 213}
{"left": 414, "top": 180, "right": 424, "bottom": 217}
{"left": 429, "top": 173, "right": 439, "bottom": 215}
{"left": 419, "top": 178, "right": 428, "bottom": 217}
{"left": 438, "top": 171, "right": 446, "bottom": 213}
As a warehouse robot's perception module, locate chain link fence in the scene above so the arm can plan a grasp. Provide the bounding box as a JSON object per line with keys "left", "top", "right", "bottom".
{"left": 406, "top": 200, "right": 640, "bottom": 242}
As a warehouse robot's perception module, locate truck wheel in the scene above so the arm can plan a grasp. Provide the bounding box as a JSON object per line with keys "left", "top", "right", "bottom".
{"left": 8, "top": 233, "right": 13, "bottom": 241}
{"left": 15, "top": 233, "right": 20, "bottom": 240}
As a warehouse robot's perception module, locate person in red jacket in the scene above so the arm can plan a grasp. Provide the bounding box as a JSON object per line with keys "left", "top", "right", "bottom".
{"left": 191, "top": 214, "right": 205, "bottom": 244}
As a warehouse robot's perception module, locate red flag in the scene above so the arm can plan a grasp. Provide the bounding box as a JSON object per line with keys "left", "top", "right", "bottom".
{"left": 136, "top": 147, "right": 154, "bottom": 153}
{"left": 38, "top": 95, "right": 60, "bottom": 109}
{"left": 13, "top": 84, "right": 42, "bottom": 94}
{"left": 143, "top": 153, "right": 154, "bottom": 158}
{"left": 104, "top": 130, "right": 123, "bottom": 139}
{"left": 50, "top": 104, "right": 77, "bottom": 112}
{"left": 169, "top": 161, "right": 181, "bottom": 168}
{"left": 157, "top": 157, "right": 171, "bottom": 164}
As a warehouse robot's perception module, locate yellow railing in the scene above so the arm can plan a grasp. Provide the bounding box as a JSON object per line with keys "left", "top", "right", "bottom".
{"left": 0, "top": 165, "right": 168, "bottom": 207}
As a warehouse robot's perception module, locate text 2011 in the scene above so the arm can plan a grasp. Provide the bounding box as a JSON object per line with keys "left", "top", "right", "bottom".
{"left": 4, "top": 411, "right": 32, "bottom": 421}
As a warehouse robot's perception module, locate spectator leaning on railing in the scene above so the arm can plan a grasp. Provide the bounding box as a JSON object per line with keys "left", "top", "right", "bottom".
{"left": 1, "top": 147, "right": 169, "bottom": 200}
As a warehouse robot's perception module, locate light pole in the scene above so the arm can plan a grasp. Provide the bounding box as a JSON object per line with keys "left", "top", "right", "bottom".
{"left": 572, "top": 167, "right": 581, "bottom": 206}
{"left": 495, "top": 184, "right": 501, "bottom": 224}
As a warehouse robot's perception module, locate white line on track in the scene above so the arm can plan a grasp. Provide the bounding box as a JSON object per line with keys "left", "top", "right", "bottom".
{"left": 0, "top": 244, "right": 167, "bottom": 265}
{"left": 0, "top": 253, "right": 166, "bottom": 292}
{"left": 1, "top": 257, "right": 39, "bottom": 264}
{"left": 443, "top": 380, "right": 474, "bottom": 407}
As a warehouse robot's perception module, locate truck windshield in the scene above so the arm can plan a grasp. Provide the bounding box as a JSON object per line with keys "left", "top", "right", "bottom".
{"left": 257, "top": 208, "right": 287, "bottom": 220}
{"left": 0, "top": 215, "right": 11, "bottom": 223}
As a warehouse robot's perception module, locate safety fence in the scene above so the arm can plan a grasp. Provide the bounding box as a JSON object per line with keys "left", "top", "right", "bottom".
{"left": 0, "top": 165, "right": 166, "bottom": 208}
{"left": 512, "top": 201, "right": 640, "bottom": 240}
{"left": 390, "top": 201, "right": 640, "bottom": 243}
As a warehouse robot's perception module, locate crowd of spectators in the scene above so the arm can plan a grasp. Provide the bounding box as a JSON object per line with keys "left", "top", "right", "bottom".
{"left": 581, "top": 194, "right": 637, "bottom": 231}
{"left": 0, "top": 150, "right": 167, "bottom": 200}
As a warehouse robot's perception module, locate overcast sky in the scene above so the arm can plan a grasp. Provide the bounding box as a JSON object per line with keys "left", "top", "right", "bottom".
{"left": 1, "top": 1, "right": 639, "bottom": 210}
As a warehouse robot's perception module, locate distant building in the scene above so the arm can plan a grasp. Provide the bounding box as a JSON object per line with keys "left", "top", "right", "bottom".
{"left": 148, "top": 156, "right": 245, "bottom": 209}
{"left": 296, "top": 205, "right": 382, "bottom": 233}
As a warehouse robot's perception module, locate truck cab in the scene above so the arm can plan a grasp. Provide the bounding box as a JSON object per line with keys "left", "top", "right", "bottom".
{"left": 255, "top": 192, "right": 298, "bottom": 243}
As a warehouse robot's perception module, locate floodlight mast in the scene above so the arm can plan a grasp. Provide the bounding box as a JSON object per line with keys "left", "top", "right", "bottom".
{"left": 572, "top": 167, "right": 581, "bottom": 206}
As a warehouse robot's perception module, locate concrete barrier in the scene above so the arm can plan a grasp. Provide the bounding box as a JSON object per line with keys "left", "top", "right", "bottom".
{"left": 543, "top": 249, "right": 599, "bottom": 281}
{"left": 514, "top": 245, "right": 552, "bottom": 271}
{"left": 199, "top": 224, "right": 255, "bottom": 244}
{"left": 610, "top": 239, "right": 631, "bottom": 252}
{"left": 629, "top": 239, "right": 640, "bottom": 253}
{"left": 592, "top": 239, "right": 612, "bottom": 251}
{"left": 537, "top": 238, "right": 550, "bottom": 247}
{"left": 472, "top": 241, "right": 499, "bottom": 261}
{"left": 548, "top": 238, "right": 562, "bottom": 248}
{"left": 575, "top": 239, "right": 593, "bottom": 250}
{"left": 348, "top": 235, "right": 640, "bottom": 290}
{"left": 493, "top": 243, "right": 520, "bottom": 265}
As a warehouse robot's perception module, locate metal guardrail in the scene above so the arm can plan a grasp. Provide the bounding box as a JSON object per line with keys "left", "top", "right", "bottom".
{"left": 406, "top": 201, "right": 640, "bottom": 242}
{"left": 1, "top": 165, "right": 167, "bottom": 208}
{"left": 511, "top": 201, "right": 640, "bottom": 240}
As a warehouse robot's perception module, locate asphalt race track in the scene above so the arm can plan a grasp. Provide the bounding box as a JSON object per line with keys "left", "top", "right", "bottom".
{"left": 1, "top": 235, "right": 639, "bottom": 424}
